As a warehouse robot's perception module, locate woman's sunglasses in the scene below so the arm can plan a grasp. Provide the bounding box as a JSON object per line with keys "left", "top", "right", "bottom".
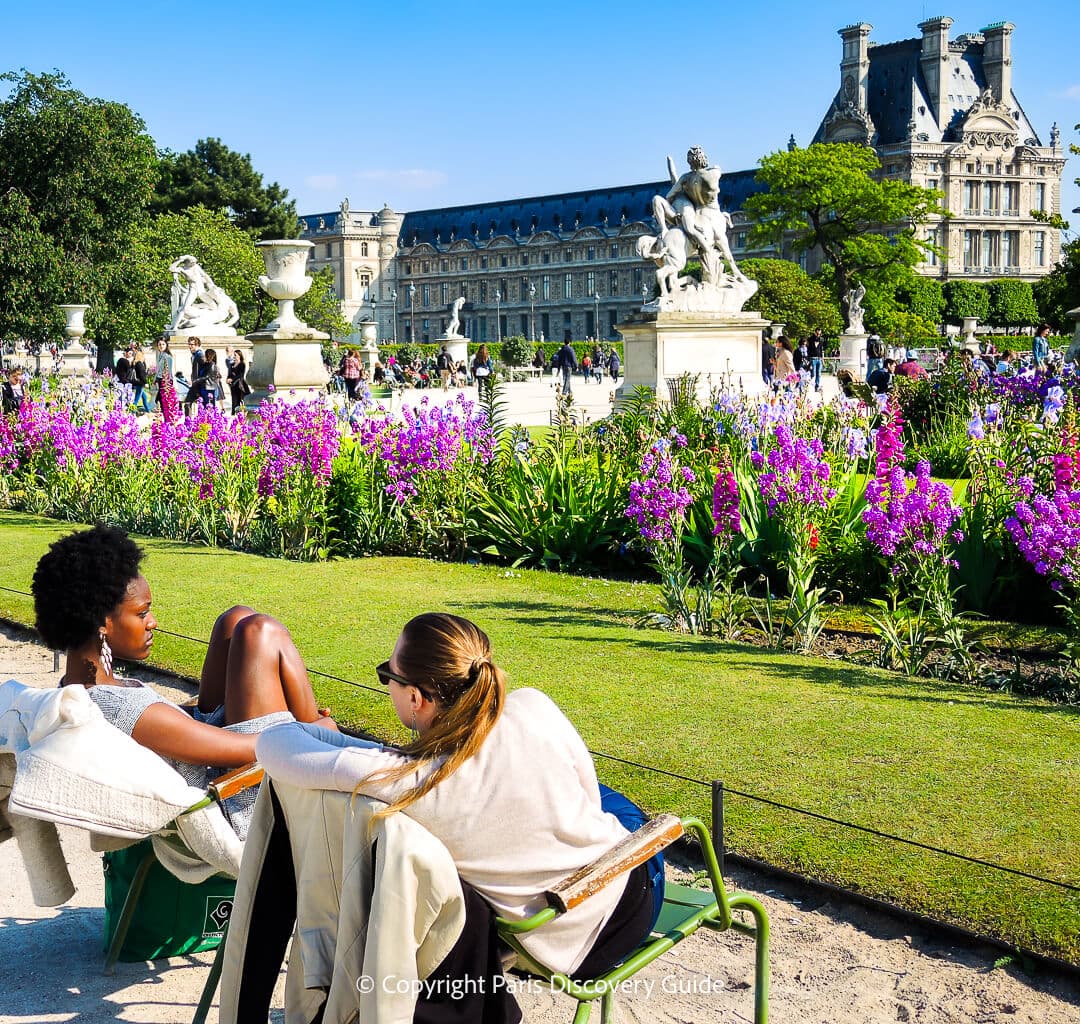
{"left": 376, "top": 660, "right": 434, "bottom": 700}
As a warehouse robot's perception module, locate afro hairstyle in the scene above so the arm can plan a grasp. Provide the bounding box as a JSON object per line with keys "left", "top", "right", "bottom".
{"left": 32, "top": 524, "right": 144, "bottom": 651}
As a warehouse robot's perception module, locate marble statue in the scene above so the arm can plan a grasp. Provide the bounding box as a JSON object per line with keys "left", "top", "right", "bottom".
{"left": 845, "top": 282, "right": 866, "bottom": 335}
{"left": 446, "top": 295, "right": 466, "bottom": 337}
{"left": 168, "top": 255, "right": 240, "bottom": 334}
{"left": 638, "top": 146, "right": 756, "bottom": 314}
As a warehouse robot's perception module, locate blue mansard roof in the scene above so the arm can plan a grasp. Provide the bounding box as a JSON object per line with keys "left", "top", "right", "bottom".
{"left": 301, "top": 169, "right": 765, "bottom": 248}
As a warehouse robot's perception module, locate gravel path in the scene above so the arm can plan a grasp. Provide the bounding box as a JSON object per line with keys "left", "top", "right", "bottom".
{"left": 2, "top": 623, "right": 1077, "bottom": 1023}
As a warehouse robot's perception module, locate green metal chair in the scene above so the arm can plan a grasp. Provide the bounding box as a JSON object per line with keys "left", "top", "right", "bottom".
{"left": 496, "top": 814, "right": 769, "bottom": 1024}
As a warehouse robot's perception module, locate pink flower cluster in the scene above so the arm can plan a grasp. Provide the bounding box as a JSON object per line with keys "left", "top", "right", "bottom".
{"left": 1006, "top": 489, "right": 1080, "bottom": 589}
{"left": 1, "top": 385, "right": 339, "bottom": 502}
{"left": 354, "top": 393, "right": 494, "bottom": 503}
{"left": 625, "top": 439, "right": 695, "bottom": 543}
{"left": 862, "top": 404, "right": 962, "bottom": 564}
{"left": 750, "top": 424, "right": 832, "bottom": 516}
{"left": 711, "top": 462, "right": 741, "bottom": 537}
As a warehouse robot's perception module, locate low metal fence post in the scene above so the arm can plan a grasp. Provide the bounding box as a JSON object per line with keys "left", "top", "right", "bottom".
{"left": 712, "top": 780, "right": 725, "bottom": 879}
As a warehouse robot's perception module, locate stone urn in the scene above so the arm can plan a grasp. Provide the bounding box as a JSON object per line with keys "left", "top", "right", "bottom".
{"left": 57, "top": 303, "right": 93, "bottom": 376}
{"left": 257, "top": 240, "right": 315, "bottom": 330}
{"left": 357, "top": 320, "right": 381, "bottom": 377}
{"left": 245, "top": 239, "right": 329, "bottom": 408}
{"left": 961, "top": 316, "right": 979, "bottom": 346}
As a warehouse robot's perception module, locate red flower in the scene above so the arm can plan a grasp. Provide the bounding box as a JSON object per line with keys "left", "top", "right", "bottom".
{"left": 808, "top": 523, "right": 820, "bottom": 550}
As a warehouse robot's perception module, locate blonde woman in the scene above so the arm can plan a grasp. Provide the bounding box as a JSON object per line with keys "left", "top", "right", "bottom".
{"left": 257, "top": 613, "right": 659, "bottom": 980}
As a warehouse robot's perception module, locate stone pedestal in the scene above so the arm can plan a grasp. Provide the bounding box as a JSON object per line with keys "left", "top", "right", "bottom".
{"left": 439, "top": 335, "right": 469, "bottom": 368}
{"left": 614, "top": 310, "right": 770, "bottom": 408}
{"left": 57, "top": 304, "right": 93, "bottom": 377}
{"left": 243, "top": 326, "right": 329, "bottom": 408}
{"left": 167, "top": 333, "right": 252, "bottom": 369}
{"left": 354, "top": 321, "right": 381, "bottom": 377}
{"left": 839, "top": 332, "right": 867, "bottom": 374}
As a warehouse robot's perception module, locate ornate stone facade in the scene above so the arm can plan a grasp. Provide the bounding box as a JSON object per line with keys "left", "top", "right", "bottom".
{"left": 300, "top": 177, "right": 770, "bottom": 346}
{"left": 813, "top": 18, "right": 1066, "bottom": 282}
{"left": 301, "top": 16, "right": 1065, "bottom": 344}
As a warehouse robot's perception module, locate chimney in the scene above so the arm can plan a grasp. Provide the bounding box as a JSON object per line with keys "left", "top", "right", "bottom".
{"left": 918, "top": 16, "right": 953, "bottom": 129}
{"left": 982, "top": 22, "right": 1015, "bottom": 103}
{"left": 838, "top": 23, "right": 873, "bottom": 110}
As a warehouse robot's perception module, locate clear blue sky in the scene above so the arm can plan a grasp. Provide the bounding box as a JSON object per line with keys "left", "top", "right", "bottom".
{"left": 3, "top": 0, "right": 1078, "bottom": 221}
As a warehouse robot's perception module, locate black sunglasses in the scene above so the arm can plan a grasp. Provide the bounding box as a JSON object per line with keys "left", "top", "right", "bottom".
{"left": 376, "top": 660, "right": 434, "bottom": 700}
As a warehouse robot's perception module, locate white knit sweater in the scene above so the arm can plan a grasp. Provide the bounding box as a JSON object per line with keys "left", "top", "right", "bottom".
{"left": 256, "top": 687, "right": 629, "bottom": 974}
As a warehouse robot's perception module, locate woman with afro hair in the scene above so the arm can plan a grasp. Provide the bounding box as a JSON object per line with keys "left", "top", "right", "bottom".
{"left": 32, "top": 523, "right": 336, "bottom": 837}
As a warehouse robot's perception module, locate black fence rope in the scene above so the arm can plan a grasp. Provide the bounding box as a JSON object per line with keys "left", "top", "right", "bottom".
{"left": 1, "top": 583, "right": 1076, "bottom": 896}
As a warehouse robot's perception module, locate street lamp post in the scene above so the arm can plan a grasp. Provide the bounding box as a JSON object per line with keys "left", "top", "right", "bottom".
{"left": 408, "top": 283, "right": 416, "bottom": 343}
{"left": 529, "top": 283, "right": 536, "bottom": 342}
{"left": 494, "top": 289, "right": 501, "bottom": 345}
{"left": 391, "top": 289, "right": 398, "bottom": 344}
{"left": 593, "top": 292, "right": 601, "bottom": 343}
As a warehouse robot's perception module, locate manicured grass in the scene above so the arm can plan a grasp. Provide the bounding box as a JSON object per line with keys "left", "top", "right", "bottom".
{"left": 1, "top": 510, "right": 1077, "bottom": 963}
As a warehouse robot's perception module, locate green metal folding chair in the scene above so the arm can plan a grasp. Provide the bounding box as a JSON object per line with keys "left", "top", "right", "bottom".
{"left": 496, "top": 814, "right": 770, "bottom": 1024}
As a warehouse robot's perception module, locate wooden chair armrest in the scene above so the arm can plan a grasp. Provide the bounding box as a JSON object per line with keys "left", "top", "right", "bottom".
{"left": 545, "top": 813, "right": 683, "bottom": 913}
{"left": 208, "top": 763, "right": 264, "bottom": 802}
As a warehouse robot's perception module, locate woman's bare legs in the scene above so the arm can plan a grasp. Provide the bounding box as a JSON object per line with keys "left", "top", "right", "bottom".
{"left": 198, "top": 605, "right": 257, "bottom": 713}
{"left": 221, "top": 613, "right": 322, "bottom": 725}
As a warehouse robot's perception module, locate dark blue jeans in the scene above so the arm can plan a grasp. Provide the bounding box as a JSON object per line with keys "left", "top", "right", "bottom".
{"left": 599, "top": 783, "right": 665, "bottom": 930}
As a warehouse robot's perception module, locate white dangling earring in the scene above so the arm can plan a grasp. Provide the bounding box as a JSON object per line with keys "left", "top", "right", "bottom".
{"left": 100, "top": 633, "right": 113, "bottom": 677}
{"left": 409, "top": 711, "right": 418, "bottom": 742}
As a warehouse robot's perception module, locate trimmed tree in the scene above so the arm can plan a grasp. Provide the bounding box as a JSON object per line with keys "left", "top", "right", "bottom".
{"left": 986, "top": 279, "right": 1039, "bottom": 330}
{"left": 943, "top": 280, "right": 990, "bottom": 326}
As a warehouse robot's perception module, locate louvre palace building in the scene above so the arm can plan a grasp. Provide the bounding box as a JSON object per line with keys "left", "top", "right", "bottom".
{"left": 301, "top": 17, "right": 1066, "bottom": 346}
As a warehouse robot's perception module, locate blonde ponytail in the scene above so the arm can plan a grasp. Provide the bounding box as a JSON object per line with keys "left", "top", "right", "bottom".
{"left": 356, "top": 614, "right": 506, "bottom": 820}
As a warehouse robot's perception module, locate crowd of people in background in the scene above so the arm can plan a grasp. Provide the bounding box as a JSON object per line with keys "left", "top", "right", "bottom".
{"left": 762, "top": 323, "right": 1062, "bottom": 400}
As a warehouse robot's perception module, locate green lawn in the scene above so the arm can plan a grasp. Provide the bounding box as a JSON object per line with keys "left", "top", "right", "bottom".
{"left": 1, "top": 510, "right": 1077, "bottom": 963}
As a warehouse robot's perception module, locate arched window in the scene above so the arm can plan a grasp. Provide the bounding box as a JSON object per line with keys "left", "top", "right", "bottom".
{"left": 361, "top": 242, "right": 369, "bottom": 257}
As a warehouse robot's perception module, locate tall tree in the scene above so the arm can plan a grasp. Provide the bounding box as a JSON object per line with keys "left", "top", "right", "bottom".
{"left": 152, "top": 138, "right": 298, "bottom": 240}
{"left": 0, "top": 70, "right": 158, "bottom": 350}
{"left": 744, "top": 143, "right": 943, "bottom": 325}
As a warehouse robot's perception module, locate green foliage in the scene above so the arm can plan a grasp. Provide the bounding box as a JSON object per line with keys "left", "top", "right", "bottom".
{"left": 499, "top": 335, "right": 533, "bottom": 367}
{"left": 1033, "top": 238, "right": 1080, "bottom": 334}
{"left": 897, "top": 276, "right": 945, "bottom": 324}
{"left": 943, "top": 280, "right": 990, "bottom": 325}
{"left": 120, "top": 206, "right": 263, "bottom": 340}
{"left": 152, "top": 138, "right": 298, "bottom": 240}
{"left": 739, "top": 258, "right": 842, "bottom": 337}
{"left": 0, "top": 70, "right": 158, "bottom": 347}
{"left": 295, "top": 267, "right": 350, "bottom": 340}
{"left": 393, "top": 342, "right": 422, "bottom": 365}
{"left": 986, "top": 279, "right": 1039, "bottom": 329}
{"left": 745, "top": 143, "right": 943, "bottom": 314}
{"left": 468, "top": 435, "right": 630, "bottom": 569}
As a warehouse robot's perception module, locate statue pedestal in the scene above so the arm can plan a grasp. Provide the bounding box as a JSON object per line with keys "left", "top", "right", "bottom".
{"left": 438, "top": 335, "right": 468, "bottom": 368}
{"left": 1065, "top": 306, "right": 1080, "bottom": 364}
{"left": 57, "top": 342, "right": 93, "bottom": 378}
{"left": 243, "top": 325, "right": 329, "bottom": 408}
{"left": 614, "top": 310, "right": 770, "bottom": 408}
{"left": 839, "top": 333, "right": 867, "bottom": 374}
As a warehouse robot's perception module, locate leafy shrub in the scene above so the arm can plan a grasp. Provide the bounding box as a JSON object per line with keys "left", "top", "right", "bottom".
{"left": 499, "top": 335, "right": 532, "bottom": 367}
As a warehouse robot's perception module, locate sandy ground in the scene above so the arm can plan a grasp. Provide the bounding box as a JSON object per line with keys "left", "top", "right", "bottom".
{"left": 2, "top": 624, "right": 1079, "bottom": 1024}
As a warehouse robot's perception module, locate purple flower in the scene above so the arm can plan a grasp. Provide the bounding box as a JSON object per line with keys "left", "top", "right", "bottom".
{"left": 625, "top": 440, "right": 694, "bottom": 544}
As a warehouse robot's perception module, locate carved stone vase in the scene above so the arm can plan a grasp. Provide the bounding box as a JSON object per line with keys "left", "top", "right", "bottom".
{"left": 57, "top": 304, "right": 93, "bottom": 376}
{"left": 257, "top": 240, "right": 315, "bottom": 330}
{"left": 245, "top": 240, "right": 329, "bottom": 408}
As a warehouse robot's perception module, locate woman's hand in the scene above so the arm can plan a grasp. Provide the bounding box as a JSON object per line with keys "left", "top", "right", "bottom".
{"left": 316, "top": 707, "right": 339, "bottom": 732}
